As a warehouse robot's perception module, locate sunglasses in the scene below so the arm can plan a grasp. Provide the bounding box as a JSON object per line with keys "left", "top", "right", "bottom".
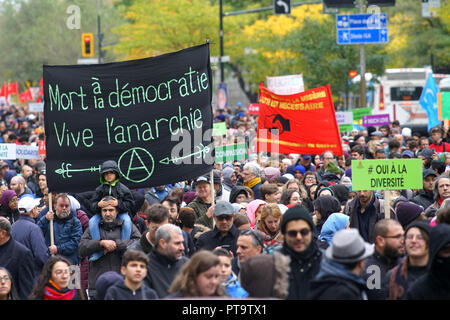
{"left": 240, "top": 229, "right": 265, "bottom": 249}
{"left": 286, "top": 228, "right": 311, "bottom": 238}
{"left": 216, "top": 215, "right": 232, "bottom": 221}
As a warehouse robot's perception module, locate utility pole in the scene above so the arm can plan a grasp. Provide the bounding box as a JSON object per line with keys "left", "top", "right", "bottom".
{"left": 97, "top": 0, "right": 103, "bottom": 64}
{"left": 219, "top": 0, "right": 225, "bottom": 82}
{"left": 358, "top": 0, "right": 366, "bottom": 108}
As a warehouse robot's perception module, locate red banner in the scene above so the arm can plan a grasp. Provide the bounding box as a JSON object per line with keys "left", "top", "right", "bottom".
{"left": 0, "top": 83, "right": 6, "bottom": 97}
{"left": 248, "top": 103, "right": 259, "bottom": 115}
{"left": 256, "top": 83, "right": 343, "bottom": 155}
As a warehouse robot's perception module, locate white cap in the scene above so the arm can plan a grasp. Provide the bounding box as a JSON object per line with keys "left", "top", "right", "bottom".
{"left": 18, "top": 197, "right": 40, "bottom": 213}
{"left": 402, "top": 127, "right": 412, "bottom": 137}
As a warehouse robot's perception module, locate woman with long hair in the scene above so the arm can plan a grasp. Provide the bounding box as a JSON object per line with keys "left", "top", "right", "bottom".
{"left": 0, "top": 267, "right": 19, "bottom": 300}
{"left": 29, "top": 255, "right": 84, "bottom": 300}
{"left": 312, "top": 195, "right": 341, "bottom": 234}
{"left": 257, "top": 203, "right": 283, "bottom": 246}
{"left": 167, "top": 250, "right": 227, "bottom": 298}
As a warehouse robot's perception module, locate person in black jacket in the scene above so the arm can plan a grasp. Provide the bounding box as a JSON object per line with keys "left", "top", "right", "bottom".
{"left": 143, "top": 224, "right": 188, "bottom": 298}
{"left": 278, "top": 205, "right": 322, "bottom": 300}
{"left": 406, "top": 223, "right": 450, "bottom": 300}
{"left": 105, "top": 250, "right": 158, "bottom": 300}
{"left": 309, "top": 228, "right": 373, "bottom": 300}
{"left": 195, "top": 201, "right": 240, "bottom": 257}
{"left": 411, "top": 169, "right": 437, "bottom": 210}
{"left": 0, "top": 217, "right": 36, "bottom": 300}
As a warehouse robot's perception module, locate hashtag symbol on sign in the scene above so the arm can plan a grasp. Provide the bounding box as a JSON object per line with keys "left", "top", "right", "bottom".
{"left": 368, "top": 166, "right": 373, "bottom": 174}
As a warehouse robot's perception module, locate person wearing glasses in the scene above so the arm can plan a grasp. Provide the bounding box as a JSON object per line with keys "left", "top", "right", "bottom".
{"left": 361, "top": 219, "right": 405, "bottom": 300}
{"left": 279, "top": 205, "right": 322, "bottom": 300}
{"left": 385, "top": 221, "right": 431, "bottom": 300}
{"left": 29, "top": 255, "right": 84, "bottom": 300}
{"left": 0, "top": 189, "right": 19, "bottom": 224}
{"left": 0, "top": 267, "right": 19, "bottom": 300}
{"left": 0, "top": 216, "right": 36, "bottom": 300}
{"left": 195, "top": 201, "right": 240, "bottom": 257}
{"left": 317, "top": 150, "right": 335, "bottom": 181}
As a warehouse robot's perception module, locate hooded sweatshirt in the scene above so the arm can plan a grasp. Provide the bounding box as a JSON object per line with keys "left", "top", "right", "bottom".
{"left": 405, "top": 224, "right": 450, "bottom": 300}
{"left": 104, "top": 281, "right": 159, "bottom": 300}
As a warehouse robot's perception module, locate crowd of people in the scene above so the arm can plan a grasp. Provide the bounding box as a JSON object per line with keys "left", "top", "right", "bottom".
{"left": 0, "top": 101, "right": 449, "bottom": 301}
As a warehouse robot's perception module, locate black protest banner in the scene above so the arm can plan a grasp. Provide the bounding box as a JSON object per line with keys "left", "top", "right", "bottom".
{"left": 44, "top": 44, "right": 214, "bottom": 193}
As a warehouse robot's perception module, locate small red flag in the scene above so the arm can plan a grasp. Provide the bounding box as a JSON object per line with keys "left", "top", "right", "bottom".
{"left": 7, "top": 82, "right": 18, "bottom": 95}
{"left": 19, "top": 88, "right": 33, "bottom": 103}
{"left": 0, "top": 83, "right": 6, "bottom": 97}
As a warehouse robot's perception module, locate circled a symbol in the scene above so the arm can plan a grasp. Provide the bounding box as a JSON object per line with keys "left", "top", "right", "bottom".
{"left": 118, "top": 147, "right": 154, "bottom": 183}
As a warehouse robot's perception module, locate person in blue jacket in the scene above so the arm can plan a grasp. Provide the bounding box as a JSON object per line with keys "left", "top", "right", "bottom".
{"left": 37, "top": 193, "right": 82, "bottom": 265}
{"left": 11, "top": 197, "right": 49, "bottom": 278}
{"left": 213, "top": 247, "right": 248, "bottom": 298}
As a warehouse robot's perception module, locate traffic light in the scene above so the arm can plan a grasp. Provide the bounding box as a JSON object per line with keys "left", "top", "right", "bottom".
{"left": 349, "top": 70, "right": 358, "bottom": 78}
{"left": 274, "top": 0, "right": 291, "bottom": 15}
{"left": 81, "top": 33, "right": 94, "bottom": 57}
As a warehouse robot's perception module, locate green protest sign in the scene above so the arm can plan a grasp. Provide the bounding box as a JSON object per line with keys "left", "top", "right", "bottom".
{"left": 339, "top": 124, "right": 354, "bottom": 132}
{"left": 213, "top": 122, "right": 227, "bottom": 136}
{"left": 442, "top": 92, "right": 450, "bottom": 119}
{"left": 351, "top": 159, "right": 422, "bottom": 191}
{"left": 215, "top": 143, "right": 248, "bottom": 162}
{"left": 352, "top": 107, "right": 372, "bottom": 121}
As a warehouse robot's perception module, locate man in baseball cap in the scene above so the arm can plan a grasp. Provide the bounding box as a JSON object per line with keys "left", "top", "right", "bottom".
{"left": 195, "top": 200, "right": 240, "bottom": 256}
{"left": 411, "top": 168, "right": 437, "bottom": 210}
{"left": 309, "top": 228, "right": 374, "bottom": 300}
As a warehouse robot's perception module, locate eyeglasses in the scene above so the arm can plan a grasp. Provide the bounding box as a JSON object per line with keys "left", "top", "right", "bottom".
{"left": 216, "top": 215, "right": 232, "bottom": 221}
{"left": 306, "top": 176, "right": 316, "bottom": 180}
{"left": 286, "top": 228, "right": 311, "bottom": 238}
{"left": 240, "top": 229, "right": 265, "bottom": 249}
{"left": 0, "top": 275, "right": 11, "bottom": 282}
{"left": 382, "top": 234, "right": 404, "bottom": 240}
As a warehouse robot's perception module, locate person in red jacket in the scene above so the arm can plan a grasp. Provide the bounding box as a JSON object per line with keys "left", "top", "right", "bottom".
{"left": 429, "top": 127, "right": 450, "bottom": 154}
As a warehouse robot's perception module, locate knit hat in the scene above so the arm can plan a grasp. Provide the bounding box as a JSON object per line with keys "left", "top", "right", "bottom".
{"left": 264, "top": 166, "right": 281, "bottom": 182}
{"left": 1, "top": 190, "right": 17, "bottom": 208}
{"left": 405, "top": 220, "right": 432, "bottom": 238}
{"left": 326, "top": 161, "right": 342, "bottom": 175}
{"left": 294, "top": 165, "right": 306, "bottom": 175}
{"left": 396, "top": 202, "right": 424, "bottom": 229}
{"left": 94, "top": 271, "right": 123, "bottom": 300}
{"left": 281, "top": 205, "right": 314, "bottom": 234}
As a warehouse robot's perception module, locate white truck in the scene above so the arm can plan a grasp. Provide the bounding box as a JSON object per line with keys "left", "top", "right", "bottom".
{"left": 371, "top": 68, "right": 449, "bottom": 134}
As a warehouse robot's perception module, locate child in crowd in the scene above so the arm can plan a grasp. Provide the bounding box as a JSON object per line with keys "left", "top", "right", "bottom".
{"left": 88, "top": 160, "right": 135, "bottom": 262}
{"left": 212, "top": 248, "right": 248, "bottom": 298}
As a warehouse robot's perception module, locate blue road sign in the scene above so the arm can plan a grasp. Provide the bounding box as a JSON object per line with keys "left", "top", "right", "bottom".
{"left": 336, "top": 13, "right": 387, "bottom": 29}
{"left": 336, "top": 13, "right": 388, "bottom": 45}
{"left": 337, "top": 28, "right": 388, "bottom": 44}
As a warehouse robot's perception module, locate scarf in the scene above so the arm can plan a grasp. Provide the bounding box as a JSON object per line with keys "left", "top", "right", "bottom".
{"left": 43, "top": 280, "right": 76, "bottom": 300}
{"left": 315, "top": 257, "right": 366, "bottom": 287}
{"left": 244, "top": 176, "right": 261, "bottom": 189}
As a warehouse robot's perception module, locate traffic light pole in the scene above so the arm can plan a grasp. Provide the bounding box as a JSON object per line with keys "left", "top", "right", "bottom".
{"left": 219, "top": 0, "right": 224, "bottom": 82}
{"left": 358, "top": 0, "right": 367, "bottom": 108}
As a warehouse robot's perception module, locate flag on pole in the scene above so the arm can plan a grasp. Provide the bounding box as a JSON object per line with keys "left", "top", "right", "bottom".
{"left": 419, "top": 73, "right": 440, "bottom": 132}
{"left": 19, "top": 88, "right": 33, "bottom": 103}
{"left": 6, "top": 82, "right": 18, "bottom": 96}
{"left": 0, "top": 83, "right": 6, "bottom": 97}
